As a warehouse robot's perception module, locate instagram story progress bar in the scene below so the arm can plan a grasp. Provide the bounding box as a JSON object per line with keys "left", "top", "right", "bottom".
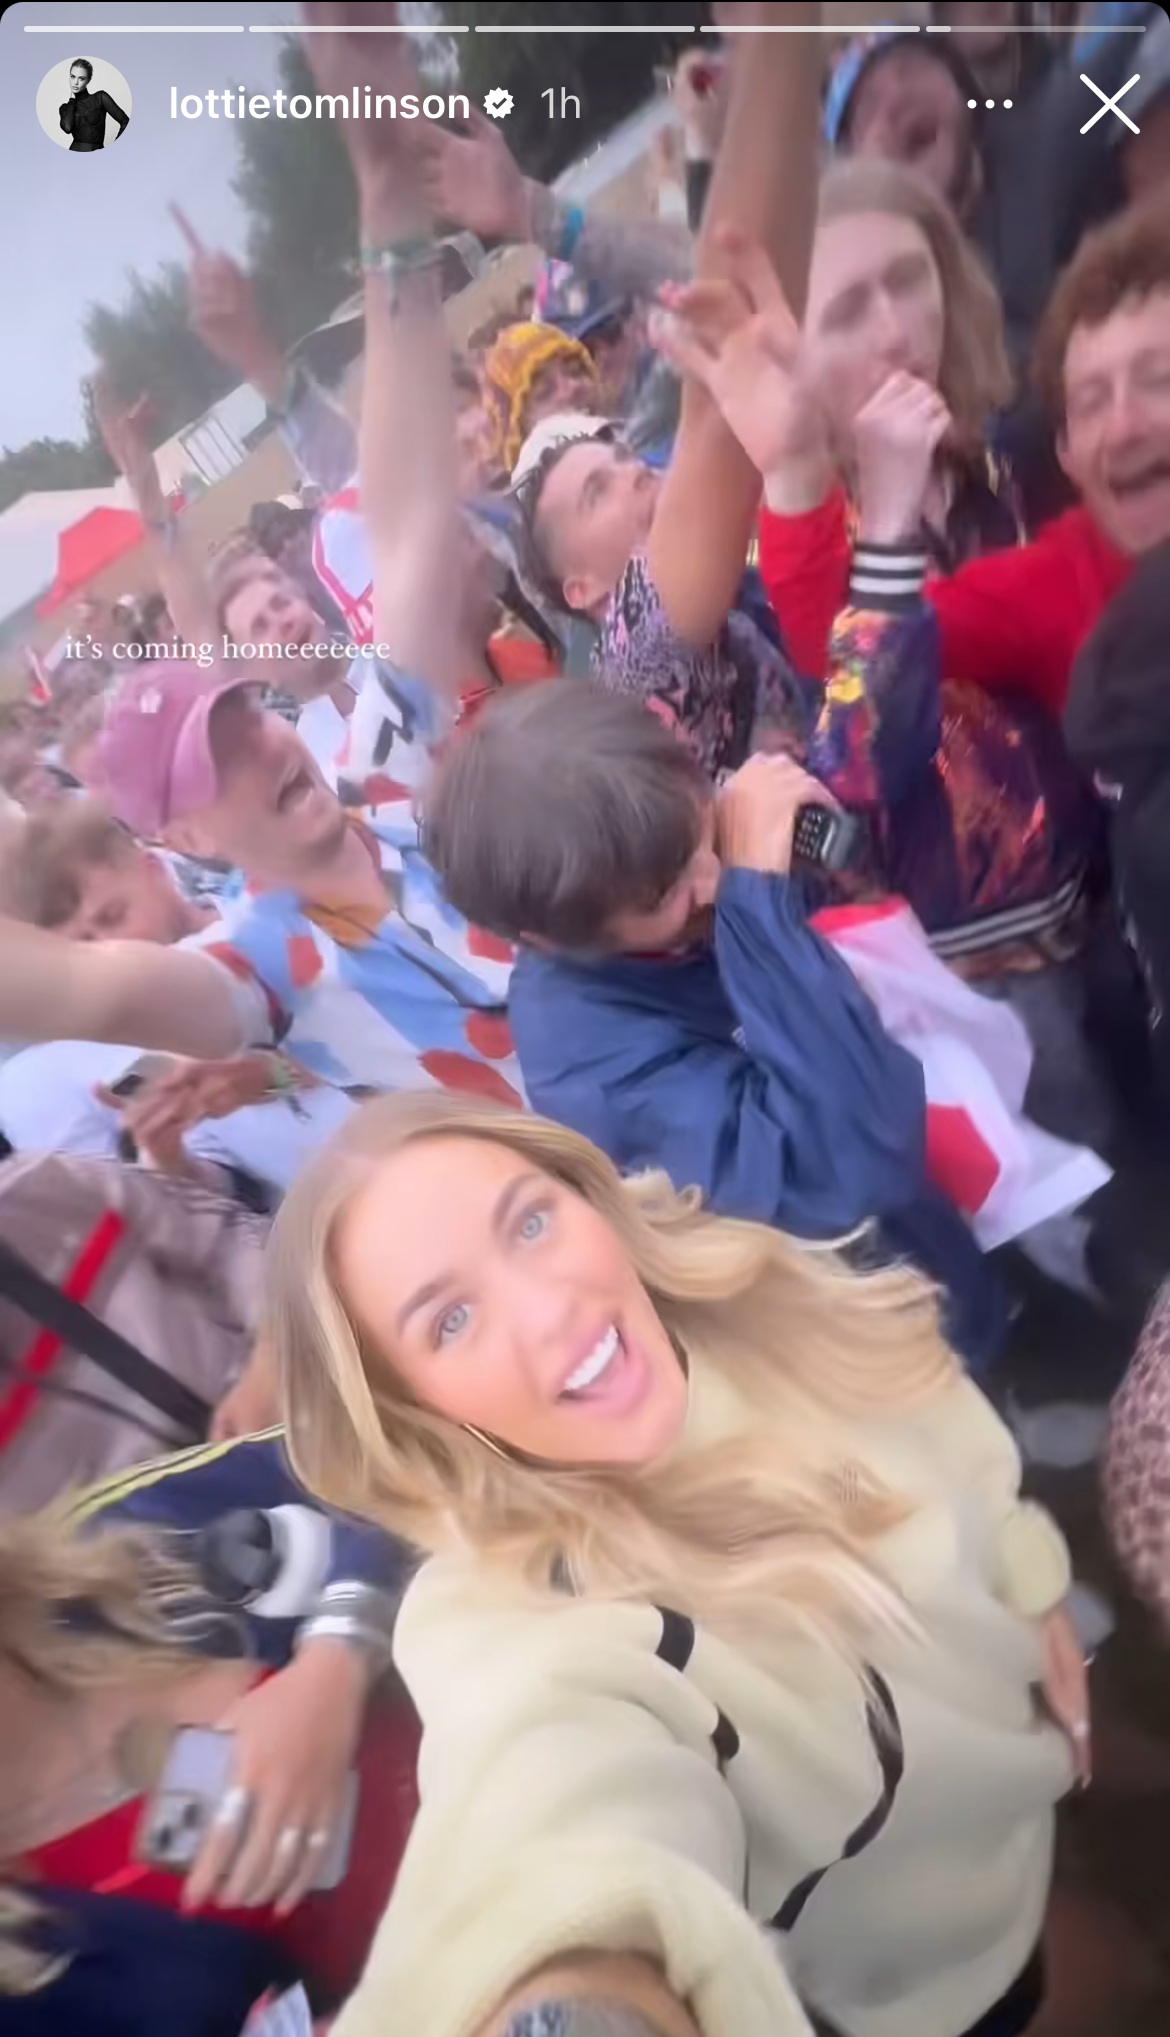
{"left": 21, "top": 17, "right": 1150, "bottom": 30}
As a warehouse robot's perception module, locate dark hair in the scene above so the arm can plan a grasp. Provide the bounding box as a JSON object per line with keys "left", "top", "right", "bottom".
{"left": 1034, "top": 197, "right": 1170, "bottom": 422}
{"left": 514, "top": 429, "right": 616, "bottom": 618}
{"left": 248, "top": 499, "right": 308, "bottom": 560}
{"left": 140, "top": 592, "right": 172, "bottom": 634}
{"left": 515, "top": 457, "right": 570, "bottom": 614}
{"left": 70, "top": 57, "right": 93, "bottom": 82}
{"left": 423, "top": 681, "right": 708, "bottom": 948}
{"left": 0, "top": 800, "right": 137, "bottom": 930}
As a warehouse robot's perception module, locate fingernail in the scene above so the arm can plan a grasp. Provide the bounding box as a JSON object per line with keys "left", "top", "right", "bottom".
{"left": 1072, "top": 1719, "right": 1090, "bottom": 1742}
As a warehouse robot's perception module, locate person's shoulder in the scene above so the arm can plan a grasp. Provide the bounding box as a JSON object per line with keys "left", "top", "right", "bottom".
{"left": 609, "top": 549, "right": 660, "bottom": 616}
{"left": 978, "top": 503, "right": 1101, "bottom": 574}
{"left": 179, "top": 899, "right": 303, "bottom": 1021}
{"left": 596, "top": 550, "right": 668, "bottom": 658}
{"left": 512, "top": 945, "right": 633, "bottom": 1037}
{"left": 394, "top": 1551, "right": 547, "bottom": 1696}
{"left": 1031, "top": 503, "right": 1118, "bottom": 565}
{"left": 395, "top": 1550, "right": 660, "bottom": 1713}
{"left": 183, "top": 884, "right": 299, "bottom": 945}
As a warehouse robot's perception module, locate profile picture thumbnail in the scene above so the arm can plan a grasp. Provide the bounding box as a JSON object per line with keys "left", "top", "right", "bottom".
{"left": 36, "top": 55, "right": 131, "bottom": 154}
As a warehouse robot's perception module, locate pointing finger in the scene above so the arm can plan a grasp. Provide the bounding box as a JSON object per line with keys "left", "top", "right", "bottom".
{"left": 169, "top": 202, "right": 204, "bottom": 258}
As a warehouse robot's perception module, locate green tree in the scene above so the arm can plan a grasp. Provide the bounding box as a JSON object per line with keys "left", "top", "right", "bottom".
{"left": 0, "top": 436, "right": 113, "bottom": 518}
{"left": 442, "top": 3, "right": 692, "bottom": 181}
{"left": 232, "top": 39, "right": 360, "bottom": 349}
{"left": 83, "top": 265, "right": 235, "bottom": 436}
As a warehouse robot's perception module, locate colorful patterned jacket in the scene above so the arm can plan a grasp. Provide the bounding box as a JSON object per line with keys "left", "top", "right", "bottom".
{"left": 765, "top": 452, "right": 1102, "bottom": 979}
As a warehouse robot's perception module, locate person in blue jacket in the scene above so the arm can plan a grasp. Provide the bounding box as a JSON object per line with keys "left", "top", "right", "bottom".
{"left": 423, "top": 680, "right": 1003, "bottom": 1373}
{"left": 0, "top": 1432, "right": 417, "bottom": 2037}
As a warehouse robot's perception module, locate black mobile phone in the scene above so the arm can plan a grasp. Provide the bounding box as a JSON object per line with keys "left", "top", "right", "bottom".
{"left": 791, "top": 802, "right": 863, "bottom": 876}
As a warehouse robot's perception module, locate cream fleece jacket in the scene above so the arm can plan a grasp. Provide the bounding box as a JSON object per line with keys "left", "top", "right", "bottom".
{"left": 336, "top": 1367, "right": 1073, "bottom": 2037}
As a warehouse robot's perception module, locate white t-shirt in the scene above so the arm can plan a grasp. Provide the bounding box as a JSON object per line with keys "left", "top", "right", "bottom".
{"left": 0, "top": 1039, "right": 355, "bottom": 1193}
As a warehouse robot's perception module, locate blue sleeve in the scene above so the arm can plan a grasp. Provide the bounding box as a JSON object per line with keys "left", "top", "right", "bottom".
{"left": 78, "top": 1435, "right": 409, "bottom": 1601}
{"left": 520, "top": 876, "right": 928, "bottom": 1242}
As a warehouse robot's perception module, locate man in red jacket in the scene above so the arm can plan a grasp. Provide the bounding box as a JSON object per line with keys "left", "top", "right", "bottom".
{"left": 758, "top": 197, "right": 1170, "bottom": 716}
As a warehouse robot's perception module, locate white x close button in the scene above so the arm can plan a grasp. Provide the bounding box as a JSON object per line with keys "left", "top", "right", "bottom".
{"left": 1080, "top": 73, "right": 1142, "bottom": 135}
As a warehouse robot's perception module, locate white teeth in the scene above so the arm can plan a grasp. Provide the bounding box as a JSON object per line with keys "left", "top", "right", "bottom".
{"left": 562, "top": 1324, "right": 619, "bottom": 1396}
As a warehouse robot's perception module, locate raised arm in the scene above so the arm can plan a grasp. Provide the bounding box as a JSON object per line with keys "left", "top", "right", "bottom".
{"left": 0, "top": 918, "right": 252, "bottom": 1061}
{"left": 302, "top": 4, "right": 461, "bottom": 706}
{"left": 417, "top": 106, "right": 695, "bottom": 302}
{"left": 330, "top": 1556, "right": 817, "bottom": 2037}
{"left": 186, "top": 241, "right": 359, "bottom": 497}
{"left": 90, "top": 374, "right": 219, "bottom": 651}
{"left": 645, "top": 8, "right": 824, "bottom": 649}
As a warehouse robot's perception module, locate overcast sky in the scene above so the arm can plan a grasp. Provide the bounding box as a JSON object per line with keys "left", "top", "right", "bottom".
{"left": 2, "top": 0, "right": 314, "bottom": 450}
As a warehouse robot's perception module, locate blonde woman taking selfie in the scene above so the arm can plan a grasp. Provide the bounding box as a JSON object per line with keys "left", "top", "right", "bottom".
{"left": 269, "top": 1092, "right": 1088, "bottom": 2037}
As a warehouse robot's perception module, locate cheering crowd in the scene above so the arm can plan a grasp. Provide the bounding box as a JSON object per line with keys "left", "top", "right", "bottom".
{"left": 2, "top": 3, "right": 1170, "bottom": 2033}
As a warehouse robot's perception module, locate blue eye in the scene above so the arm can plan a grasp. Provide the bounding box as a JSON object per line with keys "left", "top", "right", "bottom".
{"left": 517, "top": 1206, "right": 550, "bottom": 1243}
{"left": 436, "top": 1302, "right": 470, "bottom": 1347}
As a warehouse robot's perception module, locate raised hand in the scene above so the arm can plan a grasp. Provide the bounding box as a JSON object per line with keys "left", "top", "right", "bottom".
{"left": 1039, "top": 1605, "right": 1091, "bottom": 1789}
{"left": 96, "top": 1054, "right": 289, "bottom": 1168}
{"left": 717, "top": 753, "right": 833, "bottom": 877}
{"left": 671, "top": 48, "right": 727, "bottom": 160}
{"left": 186, "top": 246, "right": 286, "bottom": 400}
{"left": 651, "top": 230, "right": 831, "bottom": 482}
{"left": 300, "top": 1, "right": 424, "bottom": 193}
{"left": 852, "top": 372, "right": 952, "bottom": 546}
{"left": 415, "top": 106, "right": 528, "bottom": 243}
{"left": 90, "top": 371, "right": 165, "bottom": 519}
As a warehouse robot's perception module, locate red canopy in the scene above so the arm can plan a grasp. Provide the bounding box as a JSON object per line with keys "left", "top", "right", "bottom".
{"left": 35, "top": 505, "right": 150, "bottom": 617}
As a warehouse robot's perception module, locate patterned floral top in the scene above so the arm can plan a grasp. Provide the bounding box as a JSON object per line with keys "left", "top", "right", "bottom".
{"left": 1105, "top": 1282, "right": 1170, "bottom": 1639}
{"left": 593, "top": 552, "right": 810, "bottom": 778}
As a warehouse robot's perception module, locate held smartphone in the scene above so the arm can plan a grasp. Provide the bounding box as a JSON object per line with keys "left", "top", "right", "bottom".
{"left": 135, "top": 1727, "right": 358, "bottom": 1892}
{"left": 107, "top": 1053, "right": 177, "bottom": 1103}
{"left": 790, "top": 802, "right": 864, "bottom": 876}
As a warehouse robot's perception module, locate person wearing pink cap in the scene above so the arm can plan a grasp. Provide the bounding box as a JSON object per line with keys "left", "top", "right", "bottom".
{"left": 0, "top": 654, "right": 520, "bottom": 1116}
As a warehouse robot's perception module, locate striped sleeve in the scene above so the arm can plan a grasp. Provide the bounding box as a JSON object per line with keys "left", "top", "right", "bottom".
{"left": 67, "top": 1428, "right": 286, "bottom": 1523}
{"left": 847, "top": 541, "right": 930, "bottom": 614}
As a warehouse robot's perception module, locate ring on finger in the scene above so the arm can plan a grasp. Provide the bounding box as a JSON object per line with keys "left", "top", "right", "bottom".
{"left": 275, "top": 1825, "right": 304, "bottom": 1860}
{"left": 306, "top": 1826, "right": 332, "bottom": 1851}
{"left": 212, "top": 1784, "right": 252, "bottom": 1834}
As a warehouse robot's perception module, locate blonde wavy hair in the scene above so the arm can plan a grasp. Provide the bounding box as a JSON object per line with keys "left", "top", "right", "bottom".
{"left": 816, "top": 157, "right": 1014, "bottom": 440}
{"left": 270, "top": 1094, "right": 960, "bottom": 1669}
{"left": 0, "top": 1512, "right": 195, "bottom": 1994}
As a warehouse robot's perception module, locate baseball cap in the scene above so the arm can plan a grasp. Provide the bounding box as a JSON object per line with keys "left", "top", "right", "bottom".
{"left": 510, "top": 411, "right": 614, "bottom": 487}
{"left": 534, "top": 259, "right": 628, "bottom": 344}
{"left": 97, "top": 662, "right": 254, "bottom": 839}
